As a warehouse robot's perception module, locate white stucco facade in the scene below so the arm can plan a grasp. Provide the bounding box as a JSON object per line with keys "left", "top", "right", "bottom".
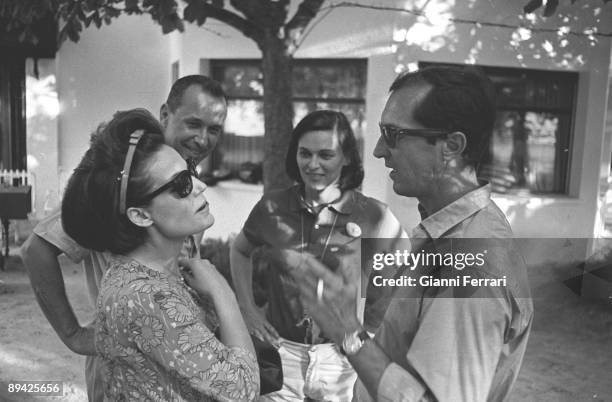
{"left": 26, "top": 0, "right": 612, "bottom": 244}
{"left": 26, "top": 14, "right": 172, "bottom": 217}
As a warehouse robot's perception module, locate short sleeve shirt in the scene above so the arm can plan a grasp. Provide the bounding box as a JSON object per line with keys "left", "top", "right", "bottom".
{"left": 34, "top": 209, "right": 110, "bottom": 303}
{"left": 241, "top": 186, "right": 406, "bottom": 343}
{"left": 354, "top": 184, "right": 534, "bottom": 402}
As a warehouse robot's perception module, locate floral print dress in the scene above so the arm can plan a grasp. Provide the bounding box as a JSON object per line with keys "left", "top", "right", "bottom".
{"left": 95, "top": 256, "right": 259, "bottom": 401}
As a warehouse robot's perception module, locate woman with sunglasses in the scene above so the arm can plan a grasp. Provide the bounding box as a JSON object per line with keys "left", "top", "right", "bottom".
{"left": 61, "top": 109, "right": 258, "bottom": 401}
{"left": 230, "top": 110, "right": 406, "bottom": 401}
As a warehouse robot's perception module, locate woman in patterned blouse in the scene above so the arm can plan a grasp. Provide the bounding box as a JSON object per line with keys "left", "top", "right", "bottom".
{"left": 61, "top": 109, "right": 259, "bottom": 401}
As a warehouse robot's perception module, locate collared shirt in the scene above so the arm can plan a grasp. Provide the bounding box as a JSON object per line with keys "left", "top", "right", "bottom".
{"left": 242, "top": 186, "right": 406, "bottom": 343}
{"left": 355, "top": 184, "right": 534, "bottom": 402}
{"left": 33, "top": 209, "right": 199, "bottom": 304}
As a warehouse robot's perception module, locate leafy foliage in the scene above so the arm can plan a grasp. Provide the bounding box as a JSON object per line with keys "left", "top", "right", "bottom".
{"left": 3, "top": 0, "right": 325, "bottom": 56}
{"left": 54, "top": 0, "right": 184, "bottom": 43}
{"left": 2, "top": 0, "right": 325, "bottom": 192}
{"left": 0, "top": 0, "right": 56, "bottom": 45}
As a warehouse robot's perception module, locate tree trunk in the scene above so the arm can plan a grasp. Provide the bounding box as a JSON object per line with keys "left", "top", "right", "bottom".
{"left": 260, "top": 31, "right": 294, "bottom": 193}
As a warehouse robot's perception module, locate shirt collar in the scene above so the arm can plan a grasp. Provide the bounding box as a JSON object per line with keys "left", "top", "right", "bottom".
{"left": 289, "top": 185, "right": 354, "bottom": 215}
{"left": 412, "top": 183, "right": 492, "bottom": 239}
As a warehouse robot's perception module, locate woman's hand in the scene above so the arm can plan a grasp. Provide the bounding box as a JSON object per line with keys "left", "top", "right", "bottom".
{"left": 180, "top": 258, "right": 257, "bottom": 358}
{"left": 241, "top": 305, "right": 280, "bottom": 348}
{"left": 179, "top": 258, "right": 232, "bottom": 301}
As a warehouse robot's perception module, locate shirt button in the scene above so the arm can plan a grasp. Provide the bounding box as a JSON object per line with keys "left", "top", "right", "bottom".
{"left": 314, "top": 224, "right": 320, "bottom": 229}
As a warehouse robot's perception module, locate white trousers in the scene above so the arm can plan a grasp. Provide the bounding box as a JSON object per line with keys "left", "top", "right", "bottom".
{"left": 259, "top": 339, "right": 357, "bottom": 402}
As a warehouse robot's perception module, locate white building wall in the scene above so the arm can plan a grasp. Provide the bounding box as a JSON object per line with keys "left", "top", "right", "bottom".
{"left": 170, "top": 0, "right": 612, "bottom": 239}
{"left": 385, "top": 1, "right": 612, "bottom": 238}
{"left": 55, "top": 14, "right": 172, "bottom": 201}
{"left": 35, "top": 0, "right": 611, "bottom": 241}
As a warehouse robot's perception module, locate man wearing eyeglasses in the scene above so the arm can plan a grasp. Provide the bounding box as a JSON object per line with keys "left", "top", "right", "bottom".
{"left": 291, "top": 66, "right": 533, "bottom": 401}
{"left": 21, "top": 75, "right": 227, "bottom": 402}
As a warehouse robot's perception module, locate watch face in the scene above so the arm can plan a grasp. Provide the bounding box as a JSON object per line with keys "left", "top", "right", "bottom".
{"left": 343, "top": 331, "right": 364, "bottom": 355}
{"left": 346, "top": 340, "right": 362, "bottom": 355}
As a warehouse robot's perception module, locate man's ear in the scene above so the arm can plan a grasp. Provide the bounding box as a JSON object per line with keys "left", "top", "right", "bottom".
{"left": 442, "top": 131, "right": 467, "bottom": 159}
{"left": 159, "top": 104, "right": 169, "bottom": 128}
{"left": 126, "top": 207, "right": 154, "bottom": 228}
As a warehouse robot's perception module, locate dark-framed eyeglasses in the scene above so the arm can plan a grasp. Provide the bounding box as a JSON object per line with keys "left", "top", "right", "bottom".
{"left": 378, "top": 123, "right": 449, "bottom": 148}
{"left": 136, "top": 169, "right": 195, "bottom": 205}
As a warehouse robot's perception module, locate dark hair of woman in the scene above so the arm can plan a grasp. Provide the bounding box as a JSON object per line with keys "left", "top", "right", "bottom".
{"left": 62, "top": 108, "right": 166, "bottom": 255}
{"left": 285, "top": 110, "right": 364, "bottom": 191}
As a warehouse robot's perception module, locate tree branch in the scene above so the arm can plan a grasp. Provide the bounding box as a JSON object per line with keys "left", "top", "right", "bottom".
{"left": 189, "top": 0, "right": 263, "bottom": 44}
{"left": 293, "top": 7, "right": 332, "bottom": 50}
{"left": 229, "top": 0, "right": 288, "bottom": 30}
{"left": 284, "top": 0, "right": 325, "bottom": 52}
{"left": 285, "top": 0, "right": 325, "bottom": 33}
{"left": 204, "top": 3, "right": 260, "bottom": 39}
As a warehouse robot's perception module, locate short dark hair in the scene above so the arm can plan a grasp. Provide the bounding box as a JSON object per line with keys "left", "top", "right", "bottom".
{"left": 389, "top": 65, "right": 496, "bottom": 167}
{"left": 62, "top": 108, "right": 166, "bottom": 255}
{"left": 165, "top": 75, "right": 226, "bottom": 112}
{"left": 286, "top": 110, "right": 364, "bottom": 191}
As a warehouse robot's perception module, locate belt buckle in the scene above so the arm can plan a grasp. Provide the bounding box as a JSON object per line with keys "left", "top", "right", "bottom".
{"left": 296, "top": 314, "right": 314, "bottom": 343}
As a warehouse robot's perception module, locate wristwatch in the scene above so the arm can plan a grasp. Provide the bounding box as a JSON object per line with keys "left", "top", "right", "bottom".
{"left": 341, "top": 329, "right": 370, "bottom": 356}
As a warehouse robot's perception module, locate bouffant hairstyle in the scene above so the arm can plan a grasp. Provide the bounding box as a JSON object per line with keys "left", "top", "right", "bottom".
{"left": 389, "top": 65, "right": 496, "bottom": 167}
{"left": 285, "top": 110, "right": 364, "bottom": 191}
{"left": 61, "top": 108, "right": 165, "bottom": 255}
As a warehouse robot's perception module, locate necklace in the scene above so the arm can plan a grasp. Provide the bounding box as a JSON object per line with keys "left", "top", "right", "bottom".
{"left": 300, "top": 206, "right": 339, "bottom": 260}
{"left": 297, "top": 204, "right": 339, "bottom": 342}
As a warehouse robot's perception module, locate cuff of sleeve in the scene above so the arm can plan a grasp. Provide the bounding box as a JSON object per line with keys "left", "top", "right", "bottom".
{"left": 226, "top": 346, "right": 258, "bottom": 369}
{"left": 33, "top": 210, "right": 87, "bottom": 263}
{"left": 378, "top": 362, "right": 427, "bottom": 402}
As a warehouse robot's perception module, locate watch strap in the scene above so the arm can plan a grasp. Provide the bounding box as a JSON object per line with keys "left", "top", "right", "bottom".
{"left": 357, "top": 330, "right": 370, "bottom": 342}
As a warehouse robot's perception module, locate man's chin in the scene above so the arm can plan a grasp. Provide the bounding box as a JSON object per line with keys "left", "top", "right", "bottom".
{"left": 200, "top": 216, "right": 215, "bottom": 232}
{"left": 208, "top": 216, "right": 215, "bottom": 227}
{"left": 392, "top": 182, "right": 412, "bottom": 197}
{"left": 180, "top": 149, "right": 207, "bottom": 164}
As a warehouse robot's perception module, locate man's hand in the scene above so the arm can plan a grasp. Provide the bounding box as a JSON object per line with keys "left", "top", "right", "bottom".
{"left": 284, "top": 249, "right": 405, "bottom": 400}
{"left": 283, "top": 250, "right": 362, "bottom": 345}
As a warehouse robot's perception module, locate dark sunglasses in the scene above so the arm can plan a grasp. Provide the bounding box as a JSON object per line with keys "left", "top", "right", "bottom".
{"left": 137, "top": 169, "right": 195, "bottom": 205}
{"left": 378, "top": 123, "right": 449, "bottom": 148}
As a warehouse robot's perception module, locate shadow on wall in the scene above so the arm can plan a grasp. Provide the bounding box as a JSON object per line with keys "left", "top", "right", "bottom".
{"left": 516, "top": 238, "right": 612, "bottom": 302}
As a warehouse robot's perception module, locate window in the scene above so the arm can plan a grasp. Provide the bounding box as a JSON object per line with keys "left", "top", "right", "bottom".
{"left": 0, "top": 55, "right": 26, "bottom": 171}
{"left": 1, "top": 14, "right": 56, "bottom": 172}
{"left": 209, "top": 59, "right": 367, "bottom": 177}
{"left": 421, "top": 62, "right": 577, "bottom": 195}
